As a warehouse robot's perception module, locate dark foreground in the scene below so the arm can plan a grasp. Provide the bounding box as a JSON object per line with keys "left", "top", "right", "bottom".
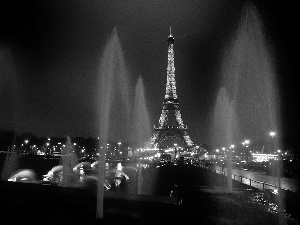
{"left": 0, "top": 165, "right": 299, "bottom": 225}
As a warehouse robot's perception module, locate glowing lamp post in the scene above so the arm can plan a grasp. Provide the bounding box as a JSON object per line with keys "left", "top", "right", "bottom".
{"left": 243, "top": 139, "right": 250, "bottom": 164}
{"left": 106, "top": 143, "right": 110, "bottom": 159}
{"left": 277, "top": 149, "right": 281, "bottom": 157}
{"left": 270, "top": 131, "right": 276, "bottom": 153}
{"left": 270, "top": 131, "right": 276, "bottom": 138}
{"left": 118, "top": 142, "right": 121, "bottom": 159}
{"left": 227, "top": 144, "right": 235, "bottom": 193}
{"left": 215, "top": 149, "right": 220, "bottom": 160}
{"left": 24, "top": 140, "right": 29, "bottom": 155}
{"left": 270, "top": 131, "right": 284, "bottom": 222}
{"left": 45, "top": 142, "right": 50, "bottom": 155}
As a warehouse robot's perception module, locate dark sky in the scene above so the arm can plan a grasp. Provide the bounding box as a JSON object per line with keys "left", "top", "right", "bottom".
{"left": 0, "top": 0, "right": 299, "bottom": 147}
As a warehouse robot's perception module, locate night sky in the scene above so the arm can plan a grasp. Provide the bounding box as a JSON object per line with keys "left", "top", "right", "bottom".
{"left": 0, "top": 0, "right": 299, "bottom": 147}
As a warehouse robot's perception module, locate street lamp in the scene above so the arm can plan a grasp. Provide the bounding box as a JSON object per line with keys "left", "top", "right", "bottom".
{"left": 270, "top": 131, "right": 276, "bottom": 153}
{"left": 118, "top": 142, "right": 121, "bottom": 159}
{"left": 24, "top": 140, "right": 29, "bottom": 154}
{"left": 242, "top": 139, "right": 250, "bottom": 164}
{"left": 226, "top": 145, "right": 234, "bottom": 193}
{"left": 270, "top": 131, "right": 276, "bottom": 138}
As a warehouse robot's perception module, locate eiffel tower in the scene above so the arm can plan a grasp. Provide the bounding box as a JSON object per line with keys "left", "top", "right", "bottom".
{"left": 148, "top": 28, "right": 194, "bottom": 150}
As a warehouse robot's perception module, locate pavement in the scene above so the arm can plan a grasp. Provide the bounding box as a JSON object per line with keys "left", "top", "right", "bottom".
{"left": 215, "top": 165, "right": 300, "bottom": 193}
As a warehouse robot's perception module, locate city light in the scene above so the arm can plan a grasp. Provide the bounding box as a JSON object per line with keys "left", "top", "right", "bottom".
{"left": 270, "top": 131, "right": 276, "bottom": 137}
{"left": 252, "top": 153, "right": 278, "bottom": 162}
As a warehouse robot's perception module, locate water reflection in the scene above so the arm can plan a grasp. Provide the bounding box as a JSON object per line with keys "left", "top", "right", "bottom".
{"left": 40, "top": 161, "right": 133, "bottom": 190}
{"left": 248, "top": 191, "right": 296, "bottom": 222}
{"left": 5, "top": 160, "right": 160, "bottom": 196}
{"left": 8, "top": 169, "right": 38, "bottom": 183}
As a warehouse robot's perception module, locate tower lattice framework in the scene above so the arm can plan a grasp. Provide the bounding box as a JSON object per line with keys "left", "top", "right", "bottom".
{"left": 148, "top": 28, "right": 194, "bottom": 150}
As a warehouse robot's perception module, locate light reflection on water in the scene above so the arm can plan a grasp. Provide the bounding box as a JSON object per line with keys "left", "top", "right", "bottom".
{"left": 8, "top": 161, "right": 158, "bottom": 194}
{"left": 116, "top": 162, "right": 123, "bottom": 171}
{"left": 105, "top": 162, "right": 149, "bottom": 189}
{"left": 106, "top": 162, "right": 149, "bottom": 173}
{"left": 248, "top": 191, "right": 296, "bottom": 222}
{"left": 38, "top": 161, "right": 146, "bottom": 189}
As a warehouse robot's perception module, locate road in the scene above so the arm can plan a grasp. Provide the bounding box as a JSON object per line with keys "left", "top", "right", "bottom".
{"left": 214, "top": 166, "right": 300, "bottom": 193}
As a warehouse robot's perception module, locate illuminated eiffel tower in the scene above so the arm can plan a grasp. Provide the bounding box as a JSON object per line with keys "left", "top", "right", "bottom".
{"left": 148, "top": 28, "right": 194, "bottom": 150}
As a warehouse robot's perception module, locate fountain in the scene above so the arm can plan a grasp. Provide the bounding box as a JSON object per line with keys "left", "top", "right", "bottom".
{"left": 1, "top": 145, "right": 19, "bottom": 181}
{"left": 73, "top": 161, "right": 92, "bottom": 173}
{"left": 0, "top": 46, "right": 18, "bottom": 130}
{"left": 41, "top": 136, "right": 80, "bottom": 187}
{"left": 96, "top": 27, "right": 132, "bottom": 219}
{"left": 212, "top": 87, "right": 236, "bottom": 192}
{"left": 214, "top": 2, "right": 280, "bottom": 144}
{"left": 8, "top": 169, "right": 38, "bottom": 183}
{"left": 95, "top": 26, "right": 153, "bottom": 219}
{"left": 131, "top": 76, "right": 152, "bottom": 194}
{"left": 211, "top": 1, "right": 285, "bottom": 224}
{"left": 43, "top": 165, "right": 63, "bottom": 184}
{"left": 0, "top": 46, "right": 19, "bottom": 181}
{"left": 131, "top": 76, "right": 152, "bottom": 150}
{"left": 61, "top": 135, "right": 79, "bottom": 187}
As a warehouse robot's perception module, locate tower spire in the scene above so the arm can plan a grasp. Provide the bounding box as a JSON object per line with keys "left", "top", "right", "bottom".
{"left": 165, "top": 27, "right": 176, "bottom": 100}
{"left": 167, "top": 27, "right": 174, "bottom": 45}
